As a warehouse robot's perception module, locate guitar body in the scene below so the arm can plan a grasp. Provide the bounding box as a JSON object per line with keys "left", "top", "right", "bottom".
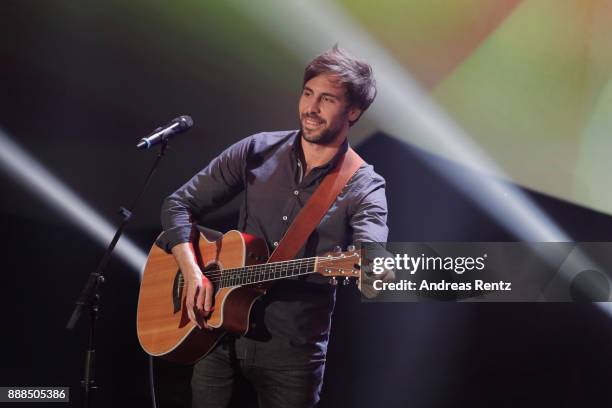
{"left": 137, "top": 230, "right": 269, "bottom": 364}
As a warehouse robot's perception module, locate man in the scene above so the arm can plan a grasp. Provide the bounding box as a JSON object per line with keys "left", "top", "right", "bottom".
{"left": 156, "top": 46, "right": 389, "bottom": 407}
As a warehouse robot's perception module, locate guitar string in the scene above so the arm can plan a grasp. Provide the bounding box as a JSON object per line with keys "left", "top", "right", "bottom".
{"left": 177, "top": 255, "right": 357, "bottom": 280}
{"left": 175, "top": 256, "right": 359, "bottom": 285}
{"left": 175, "top": 256, "right": 360, "bottom": 288}
{"left": 177, "top": 270, "right": 359, "bottom": 289}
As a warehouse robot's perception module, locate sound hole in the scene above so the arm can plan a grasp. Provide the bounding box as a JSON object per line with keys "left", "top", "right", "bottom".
{"left": 202, "top": 263, "right": 220, "bottom": 290}
{"left": 172, "top": 269, "right": 183, "bottom": 314}
{"left": 172, "top": 263, "right": 221, "bottom": 314}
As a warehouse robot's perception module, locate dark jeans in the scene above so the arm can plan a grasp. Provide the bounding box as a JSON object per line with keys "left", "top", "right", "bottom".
{"left": 191, "top": 342, "right": 325, "bottom": 408}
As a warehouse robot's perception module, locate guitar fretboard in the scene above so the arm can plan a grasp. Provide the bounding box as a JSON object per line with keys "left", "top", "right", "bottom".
{"left": 217, "top": 257, "right": 318, "bottom": 288}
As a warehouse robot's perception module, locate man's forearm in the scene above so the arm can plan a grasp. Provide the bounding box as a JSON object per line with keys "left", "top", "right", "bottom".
{"left": 171, "top": 242, "right": 200, "bottom": 278}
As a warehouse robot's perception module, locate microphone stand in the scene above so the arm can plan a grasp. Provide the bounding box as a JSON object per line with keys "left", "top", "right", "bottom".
{"left": 66, "top": 139, "right": 170, "bottom": 408}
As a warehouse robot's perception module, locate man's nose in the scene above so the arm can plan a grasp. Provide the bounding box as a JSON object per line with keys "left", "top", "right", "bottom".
{"left": 306, "top": 98, "right": 321, "bottom": 113}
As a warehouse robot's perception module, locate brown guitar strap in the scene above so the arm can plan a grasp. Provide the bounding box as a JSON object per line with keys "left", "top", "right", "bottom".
{"left": 267, "top": 147, "right": 365, "bottom": 263}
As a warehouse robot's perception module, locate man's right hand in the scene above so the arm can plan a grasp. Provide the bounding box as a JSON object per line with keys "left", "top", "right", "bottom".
{"left": 183, "top": 265, "right": 214, "bottom": 329}
{"left": 171, "top": 242, "right": 215, "bottom": 330}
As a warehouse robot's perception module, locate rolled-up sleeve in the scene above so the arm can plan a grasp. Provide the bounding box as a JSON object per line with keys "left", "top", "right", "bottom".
{"left": 156, "top": 135, "right": 253, "bottom": 253}
{"left": 349, "top": 169, "right": 389, "bottom": 262}
{"left": 350, "top": 171, "right": 388, "bottom": 244}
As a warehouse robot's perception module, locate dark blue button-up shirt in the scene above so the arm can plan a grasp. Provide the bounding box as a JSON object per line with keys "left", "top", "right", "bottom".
{"left": 157, "top": 130, "right": 388, "bottom": 368}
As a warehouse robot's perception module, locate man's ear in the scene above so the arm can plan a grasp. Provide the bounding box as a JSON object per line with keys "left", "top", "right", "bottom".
{"left": 347, "top": 106, "right": 362, "bottom": 123}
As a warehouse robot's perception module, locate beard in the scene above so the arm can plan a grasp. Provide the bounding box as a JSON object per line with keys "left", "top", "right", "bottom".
{"left": 300, "top": 113, "right": 346, "bottom": 145}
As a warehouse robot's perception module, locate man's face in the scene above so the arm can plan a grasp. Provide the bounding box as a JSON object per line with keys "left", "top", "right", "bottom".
{"left": 298, "top": 73, "right": 361, "bottom": 145}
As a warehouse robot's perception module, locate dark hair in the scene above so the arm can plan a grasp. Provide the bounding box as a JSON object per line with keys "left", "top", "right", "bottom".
{"left": 303, "top": 45, "right": 376, "bottom": 125}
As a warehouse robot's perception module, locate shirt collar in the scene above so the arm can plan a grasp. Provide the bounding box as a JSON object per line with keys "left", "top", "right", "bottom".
{"left": 291, "top": 129, "right": 350, "bottom": 171}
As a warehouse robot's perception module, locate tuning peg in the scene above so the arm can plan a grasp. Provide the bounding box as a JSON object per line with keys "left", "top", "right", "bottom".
{"left": 333, "top": 246, "right": 342, "bottom": 253}
{"left": 329, "top": 277, "right": 338, "bottom": 286}
{"left": 342, "top": 277, "right": 350, "bottom": 286}
{"left": 347, "top": 245, "right": 356, "bottom": 252}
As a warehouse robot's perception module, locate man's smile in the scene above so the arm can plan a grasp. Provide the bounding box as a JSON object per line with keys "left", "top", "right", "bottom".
{"left": 302, "top": 115, "right": 325, "bottom": 129}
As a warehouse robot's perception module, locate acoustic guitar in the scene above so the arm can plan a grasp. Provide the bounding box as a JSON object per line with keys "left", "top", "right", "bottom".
{"left": 137, "top": 229, "right": 361, "bottom": 364}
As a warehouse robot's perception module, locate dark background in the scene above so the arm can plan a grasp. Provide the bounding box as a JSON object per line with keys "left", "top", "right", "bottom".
{"left": 2, "top": 2, "right": 612, "bottom": 407}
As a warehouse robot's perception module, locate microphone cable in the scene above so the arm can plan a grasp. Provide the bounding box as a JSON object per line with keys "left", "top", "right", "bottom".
{"left": 149, "top": 355, "right": 158, "bottom": 408}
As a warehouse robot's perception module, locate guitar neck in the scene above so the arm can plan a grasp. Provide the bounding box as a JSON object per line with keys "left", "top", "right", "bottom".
{"left": 216, "top": 257, "right": 319, "bottom": 288}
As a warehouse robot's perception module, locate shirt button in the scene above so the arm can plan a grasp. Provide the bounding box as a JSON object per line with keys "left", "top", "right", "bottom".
{"left": 282, "top": 216, "right": 288, "bottom": 221}
{"left": 273, "top": 241, "right": 279, "bottom": 247}
{"left": 293, "top": 190, "right": 299, "bottom": 195}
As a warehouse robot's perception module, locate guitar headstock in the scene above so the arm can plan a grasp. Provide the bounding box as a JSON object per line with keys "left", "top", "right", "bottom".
{"left": 315, "top": 246, "right": 361, "bottom": 283}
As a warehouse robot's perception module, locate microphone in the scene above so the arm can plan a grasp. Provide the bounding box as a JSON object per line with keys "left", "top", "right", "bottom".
{"left": 136, "top": 115, "right": 193, "bottom": 150}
